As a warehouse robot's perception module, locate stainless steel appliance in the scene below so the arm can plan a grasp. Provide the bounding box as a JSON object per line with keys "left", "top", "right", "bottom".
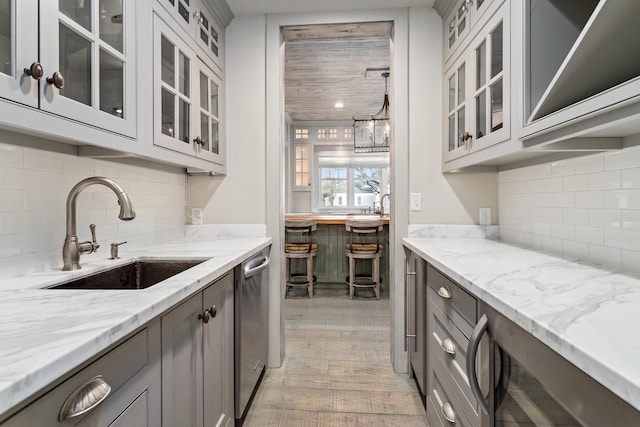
{"left": 405, "top": 250, "right": 426, "bottom": 404}
{"left": 234, "top": 248, "right": 270, "bottom": 425}
{"left": 467, "top": 301, "right": 640, "bottom": 426}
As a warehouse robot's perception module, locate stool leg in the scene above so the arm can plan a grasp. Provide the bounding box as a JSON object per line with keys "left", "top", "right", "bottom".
{"left": 349, "top": 256, "right": 355, "bottom": 300}
{"left": 307, "top": 255, "right": 313, "bottom": 298}
{"left": 374, "top": 256, "right": 380, "bottom": 300}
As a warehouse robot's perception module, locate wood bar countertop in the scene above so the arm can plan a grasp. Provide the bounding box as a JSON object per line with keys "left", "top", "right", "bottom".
{"left": 285, "top": 214, "right": 390, "bottom": 225}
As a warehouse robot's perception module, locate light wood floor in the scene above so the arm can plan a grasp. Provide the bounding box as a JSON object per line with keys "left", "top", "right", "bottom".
{"left": 243, "top": 287, "right": 429, "bottom": 426}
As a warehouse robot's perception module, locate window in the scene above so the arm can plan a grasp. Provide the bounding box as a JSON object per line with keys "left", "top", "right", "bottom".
{"left": 293, "top": 144, "right": 310, "bottom": 187}
{"left": 315, "top": 147, "right": 389, "bottom": 212}
{"left": 328, "top": 128, "right": 338, "bottom": 139}
{"left": 344, "top": 128, "right": 353, "bottom": 139}
{"left": 295, "top": 128, "right": 309, "bottom": 139}
{"left": 317, "top": 128, "right": 326, "bottom": 139}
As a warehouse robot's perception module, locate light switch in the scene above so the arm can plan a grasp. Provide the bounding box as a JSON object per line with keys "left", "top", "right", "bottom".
{"left": 479, "top": 207, "right": 491, "bottom": 225}
{"left": 410, "top": 193, "right": 422, "bottom": 211}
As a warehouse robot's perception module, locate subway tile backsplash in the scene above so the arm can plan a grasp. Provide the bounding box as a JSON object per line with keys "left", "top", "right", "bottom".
{"left": 0, "top": 143, "right": 186, "bottom": 280}
{"left": 499, "top": 146, "right": 640, "bottom": 274}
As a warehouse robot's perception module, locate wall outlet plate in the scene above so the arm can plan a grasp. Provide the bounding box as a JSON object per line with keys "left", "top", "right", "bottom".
{"left": 410, "top": 193, "right": 422, "bottom": 211}
{"left": 479, "top": 207, "right": 491, "bottom": 225}
{"left": 192, "top": 208, "right": 203, "bottom": 225}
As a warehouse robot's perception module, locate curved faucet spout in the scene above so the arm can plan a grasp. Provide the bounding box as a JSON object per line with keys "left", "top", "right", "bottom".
{"left": 63, "top": 177, "right": 136, "bottom": 270}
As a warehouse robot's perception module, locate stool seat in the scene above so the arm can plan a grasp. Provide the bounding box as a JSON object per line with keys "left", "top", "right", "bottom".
{"left": 284, "top": 219, "right": 317, "bottom": 298}
{"left": 345, "top": 218, "right": 384, "bottom": 299}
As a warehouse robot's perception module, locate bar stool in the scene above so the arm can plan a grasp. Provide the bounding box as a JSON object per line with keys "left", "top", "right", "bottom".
{"left": 284, "top": 219, "right": 317, "bottom": 298}
{"left": 345, "top": 218, "right": 383, "bottom": 299}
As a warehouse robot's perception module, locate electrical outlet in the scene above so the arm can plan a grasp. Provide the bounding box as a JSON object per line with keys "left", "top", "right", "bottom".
{"left": 191, "top": 208, "right": 203, "bottom": 225}
{"left": 410, "top": 193, "right": 422, "bottom": 211}
{"left": 479, "top": 207, "right": 491, "bottom": 225}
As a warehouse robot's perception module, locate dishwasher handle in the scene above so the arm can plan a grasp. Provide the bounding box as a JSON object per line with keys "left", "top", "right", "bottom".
{"left": 244, "top": 255, "right": 270, "bottom": 279}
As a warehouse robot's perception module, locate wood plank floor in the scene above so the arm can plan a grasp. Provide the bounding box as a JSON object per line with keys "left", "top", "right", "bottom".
{"left": 243, "top": 287, "right": 429, "bottom": 426}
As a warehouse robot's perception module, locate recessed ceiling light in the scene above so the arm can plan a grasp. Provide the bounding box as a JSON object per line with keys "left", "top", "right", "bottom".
{"left": 334, "top": 102, "right": 344, "bottom": 109}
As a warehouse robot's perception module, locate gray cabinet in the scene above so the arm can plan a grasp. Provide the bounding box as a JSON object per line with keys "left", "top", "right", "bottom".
{"left": 405, "top": 250, "right": 426, "bottom": 403}
{"left": 1, "top": 323, "right": 161, "bottom": 427}
{"left": 161, "top": 272, "right": 234, "bottom": 427}
{"left": 0, "top": 0, "right": 137, "bottom": 137}
{"left": 426, "top": 264, "right": 479, "bottom": 427}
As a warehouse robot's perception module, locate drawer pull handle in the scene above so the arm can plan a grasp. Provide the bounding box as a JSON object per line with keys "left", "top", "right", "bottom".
{"left": 437, "top": 286, "right": 452, "bottom": 299}
{"left": 441, "top": 337, "right": 457, "bottom": 356}
{"left": 59, "top": 375, "right": 111, "bottom": 421}
{"left": 442, "top": 401, "right": 456, "bottom": 423}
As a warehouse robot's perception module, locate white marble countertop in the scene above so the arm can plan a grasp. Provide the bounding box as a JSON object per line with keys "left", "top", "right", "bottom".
{"left": 403, "top": 237, "right": 640, "bottom": 412}
{"left": 0, "top": 236, "right": 271, "bottom": 418}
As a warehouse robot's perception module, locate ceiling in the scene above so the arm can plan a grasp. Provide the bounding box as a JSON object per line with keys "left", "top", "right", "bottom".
{"left": 224, "top": 0, "right": 433, "bottom": 123}
{"left": 225, "top": 0, "right": 434, "bottom": 16}
{"left": 284, "top": 23, "right": 391, "bottom": 122}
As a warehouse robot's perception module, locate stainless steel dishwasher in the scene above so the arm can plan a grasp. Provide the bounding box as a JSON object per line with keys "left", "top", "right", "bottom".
{"left": 235, "top": 247, "right": 270, "bottom": 425}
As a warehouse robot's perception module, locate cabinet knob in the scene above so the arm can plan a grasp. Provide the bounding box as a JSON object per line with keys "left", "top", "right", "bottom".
{"left": 24, "top": 62, "right": 44, "bottom": 80}
{"left": 193, "top": 10, "right": 204, "bottom": 25}
{"left": 210, "top": 305, "right": 217, "bottom": 318}
{"left": 47, "top": 71, "right": 65, "bottom": 89}
{"left": 198, "top": 310, "right": 211, "bottom": 324}
{"left": 193, "top": 136, "right": 204, "bottom": 146}
{"left": 441, "top": 401, "right": 456, "bottom": 423}
{"left": 459, "top": 131, "right": 473, "bottom": 142}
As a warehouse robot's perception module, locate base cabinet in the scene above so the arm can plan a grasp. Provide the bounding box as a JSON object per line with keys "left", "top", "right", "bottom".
{"left": 0, "top": 323, "right": 162, "bottom": 427}
{"left": 161, "top": 271, "right": 234, "bottom": 427}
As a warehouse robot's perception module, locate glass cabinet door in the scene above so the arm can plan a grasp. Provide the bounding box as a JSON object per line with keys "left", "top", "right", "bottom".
{"left": 154, "top": 14, "right": 198, "bottom": 156}
{"left": 0, "top": 0, "right": 39, "bottom": 107}
{"left": 39, "top": 0, "right": 136, "bottom": 136}
{"left": 193, "top": 4, "right": 224, "bottom": 70}
{"left": 445, "top": 56, "right": 469, "bottom": 161}
{"left": 194, "top": 61, "right": 224, "bottom": 163}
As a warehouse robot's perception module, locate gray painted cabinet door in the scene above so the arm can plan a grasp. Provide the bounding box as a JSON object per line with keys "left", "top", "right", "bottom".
{"left": 161, "top": 293, "right": 204, "bottom": 427}
{"left": 203, "top": 273, "right": 234, "bottom": 427}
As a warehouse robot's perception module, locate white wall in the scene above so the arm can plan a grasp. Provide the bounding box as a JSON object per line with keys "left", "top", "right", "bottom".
{"left": 0, "top": 141, "right": 186, "bottom": 280}
{"left": 499, "top": 144, "right": 640, "bottom": 273}
{"left": 187, "top": 15, "right": 267, "bottom": 225}
{"left": 408, "top": 8, "right": 498, "bottom": 226}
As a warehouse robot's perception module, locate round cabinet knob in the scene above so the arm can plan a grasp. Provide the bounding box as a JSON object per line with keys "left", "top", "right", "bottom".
{"left": 198, "top": 310, "right": 211, "bottom": 324}
{"left": 193, "top": 136, "right": 203, "bottom": 146}
{"left": 193, "top": 10, "right": 204, "bottom": 25}
{"left": 459, "top": 131, "right": 473, "bottom": 142}
{"left": 47, "top": 71, "right": 65, "bottom": 89}
{"left": 210, "top": 305, "right": 217, "bottom": 318}
{"left": 24, "top": 62, "right": 44, "bottom": 80}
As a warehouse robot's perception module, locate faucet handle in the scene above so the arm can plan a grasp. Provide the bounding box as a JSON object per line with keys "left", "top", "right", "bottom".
{"left": 89, "top": 224, "right": 100, "bottom": 252}
{"left": 110, "top": 241, "right": 127, "bottom": 259}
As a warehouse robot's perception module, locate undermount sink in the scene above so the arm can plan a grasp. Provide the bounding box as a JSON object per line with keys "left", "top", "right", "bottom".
{"left": 51, "top": 259, "right": 207, "bottom": 290}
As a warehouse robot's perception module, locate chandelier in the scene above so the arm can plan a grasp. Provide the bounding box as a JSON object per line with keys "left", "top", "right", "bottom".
{"left": 353, "top": 72, "right": 390, "bottom": 153}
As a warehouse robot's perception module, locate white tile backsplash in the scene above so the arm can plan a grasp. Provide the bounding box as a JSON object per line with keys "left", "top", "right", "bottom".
{"left": 500, "top": 147, "right": 640, "bottom": 272}
{"left": 0, "top": 143, "right": 187, "bottom": 280}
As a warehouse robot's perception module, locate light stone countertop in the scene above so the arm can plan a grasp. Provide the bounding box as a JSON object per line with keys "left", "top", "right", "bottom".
{"left": 403, "top": 237, "right": 640, "bottom": 412}
{"left": 0, "top": 236, "right": 271, "bottom": 418}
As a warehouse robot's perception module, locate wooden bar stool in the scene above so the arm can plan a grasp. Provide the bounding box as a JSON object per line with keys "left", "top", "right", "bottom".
{"left": 345, "top": 218, "right": 383, "bottom": 299}
{"left": 284, "top": 219, "right": 317, "bottom": 298}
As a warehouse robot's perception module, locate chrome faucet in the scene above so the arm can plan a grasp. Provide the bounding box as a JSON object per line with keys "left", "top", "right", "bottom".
{"left": 379, "top": 193, "right": 390, "bottom": 217}
{"left": 62, "top": 177, "right": 136, "bottom": 270}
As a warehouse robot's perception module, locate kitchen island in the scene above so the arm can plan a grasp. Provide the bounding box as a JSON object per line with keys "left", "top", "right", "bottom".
{"left": 0, "top": 233, "right": 271, "bottom": 422}
{"left": 286, "top": 214, "right": 390, "bottom": 289}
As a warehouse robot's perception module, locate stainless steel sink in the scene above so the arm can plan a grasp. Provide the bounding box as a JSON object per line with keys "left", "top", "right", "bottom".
{"left": 51, "top": 259, "right": 206, "bottom": 290}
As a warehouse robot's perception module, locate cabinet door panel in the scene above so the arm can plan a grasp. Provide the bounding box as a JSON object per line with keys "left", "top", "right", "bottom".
{"left": 0, "top": 0, "right": 39, "bottom": 107}
{"left": 195, "top": 60, "right": 224, "bottom": 164}
{"left": 203, "top": 273, "right": 234, "bottom": 427}
{"left": 39, "top": 0, "right": 136, "bottom": 137}
{"left": 161, "top": 293, "right": 204, "bottom": 427}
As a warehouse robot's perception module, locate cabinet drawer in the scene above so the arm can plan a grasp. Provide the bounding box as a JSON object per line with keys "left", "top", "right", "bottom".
{"left": 427, "top": 264, "right": 476, "bottom": 332}
{"left": 3, "top": 327, "right": 153, "bottom": 426}
{"left": 428, "top": 298, "right": 479, "bottom": 422}
{"left": 427, "top": 356, "right": 476, "bottom": 427}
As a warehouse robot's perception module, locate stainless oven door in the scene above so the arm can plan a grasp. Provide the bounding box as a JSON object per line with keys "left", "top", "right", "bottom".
{"left": 468, "top": 302, "right": 640, "bottom": 427}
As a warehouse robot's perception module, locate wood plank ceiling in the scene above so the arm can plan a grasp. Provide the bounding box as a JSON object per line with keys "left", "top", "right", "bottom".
{"left": 283, "top": 22, "right": 392, "bottom": 122}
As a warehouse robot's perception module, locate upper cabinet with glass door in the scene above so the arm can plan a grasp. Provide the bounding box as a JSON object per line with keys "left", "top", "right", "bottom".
{"left": 443, "top": 0, "right": 502, "bottom": 65}
{"left": 153, "top": 13, "right": 225, "bottom": 169}
{"left": 0, "top": 0, "right": 136, "bottom": 137}
{"left": 156, "top": 0, "right": 226, "bottom": 72}
{"left": 443, "top": 1, "right": 510, "bottom": 165}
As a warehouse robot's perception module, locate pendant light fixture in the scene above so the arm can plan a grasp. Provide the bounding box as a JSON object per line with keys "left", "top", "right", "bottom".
{"left": 353, "top": 72, "right": 390, "bottom": 153}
